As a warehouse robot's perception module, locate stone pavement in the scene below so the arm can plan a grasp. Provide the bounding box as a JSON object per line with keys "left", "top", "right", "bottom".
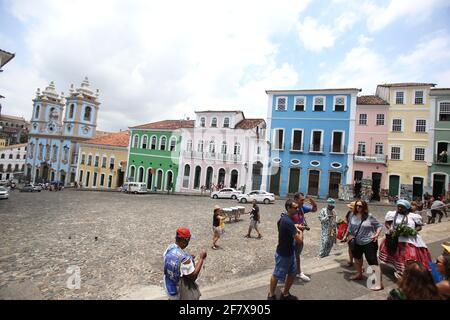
{"left": 121, "top": 220, "right": 449, "bottom": 300}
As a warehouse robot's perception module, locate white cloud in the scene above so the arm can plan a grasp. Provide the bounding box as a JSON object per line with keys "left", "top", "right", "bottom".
{"left": 364, "top": 0, "right": 450, "bottom": 33}
{"left": 358, "top": 34, "right": 373, "bottom": 45}
{"left": 0, "top": 0, "right": 311, "bottom": 130}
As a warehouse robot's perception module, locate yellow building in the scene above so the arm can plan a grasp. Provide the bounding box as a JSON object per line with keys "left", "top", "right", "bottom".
{"left": 376, "top": 83, "right": 436, "bottom": 199}
{"left": 76, "top": 131, "right": 129, "bottom": 189}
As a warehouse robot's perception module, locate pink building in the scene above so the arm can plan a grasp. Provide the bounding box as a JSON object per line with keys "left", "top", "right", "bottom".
{"left": 353, "top": 96, "right": 389, "bottom": 200}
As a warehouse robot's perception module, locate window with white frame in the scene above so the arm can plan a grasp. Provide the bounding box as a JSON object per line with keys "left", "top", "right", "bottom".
{"left": 414, "top": 147, "right": 425, "bottom": 161}
{"left": 439, "top": 102, "right": 450, "bottom": 121}
{"left": 211, "top": 117, "right": 217, "bottom": 128}
{"left": 395, "top": 91, "right": 404, "bottom": 104}
{"left": 273, "top": 129, "right": 284, "bottom": 150}
{"left": 313, "top": 97, "right": 325, "bottom": 111}
{"left": 133, "top": 135, "right": 139, "bottom": 148}
{"left": 87, "top": 154, "right": 92, "bottom": 166}
{"left": 223, "top": 117, "right": 230, "bottom": 128}
{"left": 310, "top": 130, "right": 323, "bottom": 152}
{"left": 81, "top": 153, "right": 86, "bottom": 165}
{"left": 234, "top": 143, "right": 241, "bottom": 155}
{"left": 109, "top": 157, "right": 115, "bottom": 170}
{"left": 391, "top": 146, "right": 402, "bottom": 160}
{"left": 276, "top": 97, "right": 287, "bottom": 111}
{"left": 186, "top": 140, "right": 193, "bottom": 152}
{"left": 200, "top": 117, "right": 206, "bottom": 127}
{"left": 414, "top": 91, "right": 424, "bottom": 104}
{"left": 170, "top": 137, "right": 177, "bottom": 151}
{"left": 415, "top": 119, "right": 427, "bottom": 132}
{"left": 292, "top": 130, "right": 303, "bottom": 151}
{"left": 151, "top": 136, "right": 157, "bottom": 149}
{"left": 332, "top": 131, "right": 344, "bottom": 153}
{"left": 359, "top": 114, "right": 368, "bottom": 125}
{"left": 141, "top": 135, "right": 148, "bottom": 149}
{"left": 376, "top": 114, "right": 385, "bottom": 126}
{"left": 197, "top": 140, "right": 204, "bottom": 152}
{"left": 94, "top": 155, "right": 99, "bottom": 167}
{"left": 375, "top": 143, "right": 384, "bottom": 155}
{"left": 357, "top": 141, "right": 366, "bottom": 156}
{"left": 102, "top": 156, "right": 107, "bottom": 168}
{"left": 334, "top": 96, "right": 345, "bottom": 111}
{"left": 100, "top": 174, "right": 105, "bottom": 186}
{"left": 392, "top": 119, "right": 403, "bottom": 132}
{"left": 221, "top": 141, "right": 227, "bottom": 154}
{"left": 209, "top": 141, "right": 215, "bottom": 154}
{"left": 294, "top": 97, "right": 305, "bottom": 111}
{"left": 160, "top": 136, "right": 167, "bottom": 150}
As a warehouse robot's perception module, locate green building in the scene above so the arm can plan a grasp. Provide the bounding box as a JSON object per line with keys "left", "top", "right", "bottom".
{"left": 127, "top": 120, "right": 194, "bottom": 191}
{"left": 428, "top": 88, "right": 450, "bottom": 197}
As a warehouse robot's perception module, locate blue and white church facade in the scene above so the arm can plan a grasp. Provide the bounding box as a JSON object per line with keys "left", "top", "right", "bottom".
{"left": 266, "top": 88, "right": 360, "bottom": 198}
{"left": 25, "top": 78, "right": 100, "bottom": 185}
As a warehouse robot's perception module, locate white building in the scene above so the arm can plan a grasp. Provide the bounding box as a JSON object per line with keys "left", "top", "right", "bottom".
{"left": 176, "top": 110, "right": 269, "bottom": 193}
{"left": 0, "top": 143, "right": 27, "bottom": 181}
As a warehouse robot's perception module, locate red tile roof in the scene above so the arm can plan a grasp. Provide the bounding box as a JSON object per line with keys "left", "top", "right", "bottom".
{"left": 235, "top": 119, "right": 265, "bottom": 129}
{"left": 130, "top": 120, "right": 195, "bottom": 130}
{"left": 377, "top": 82, "right": 436, "bottom": 88}
{"left": 83, "top": 131, "right": 130, "bottom": 147}
{"left": 357, "top": 95, "right": 389, "bottom": 105}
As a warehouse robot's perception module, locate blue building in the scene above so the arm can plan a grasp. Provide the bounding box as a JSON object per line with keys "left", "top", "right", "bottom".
{"left": 266, "top": 88, "right": 360, "bottom": 198}
{"left": 25, "top": 78, "right": 101, "bottom": 185}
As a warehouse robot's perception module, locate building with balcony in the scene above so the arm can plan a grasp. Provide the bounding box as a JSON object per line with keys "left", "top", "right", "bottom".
{"left": 353, "top": 95, "right": 389, "bottom": 200}
{"left": 376, "top": 83, "right": 436, "bottom": 199}
{"left": 76, "top": 131, "right": 129, "bottom": 189}
{"left": 177, "top": 111, "right": 267, "bottom": 193}
{"left": 25, "top": 78, "right": 102, "bottom": 185}
{"left": 0, "top": 114, "right": 30, "bottom": 145}
{"left": 428, "top": 88, "right": 450, "bottom": 197}
{"left": 266, "top": 88, "right": 360, "bottom": 198}
{"left": 0, "top": 143, "right": 27, "bottom": 181}
{"left": 126, "top": 120, "right": 194, "bottom": 191}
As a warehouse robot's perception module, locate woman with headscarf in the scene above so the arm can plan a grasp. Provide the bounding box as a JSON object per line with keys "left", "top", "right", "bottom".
{"left": 379, "top": 199, "right": 432, "bottom": 278}
{"left": 318, "top": 198, "right": 337, "bottom": 258}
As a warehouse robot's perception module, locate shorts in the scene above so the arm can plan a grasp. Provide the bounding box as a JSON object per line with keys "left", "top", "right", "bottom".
{"left": 294, "top": 239, "right": 304, "bottom": 256}
{"left": 213, "top": 226, "right": 221, "bottom": 237}
{"left": 249, "top": 220, "right": 258, "bottom": 229}
{"left": 273, "top": 252, "right": 297, "bottom": 281}
{"left": 351, "top": 241, "right": 379, "bottom": 265}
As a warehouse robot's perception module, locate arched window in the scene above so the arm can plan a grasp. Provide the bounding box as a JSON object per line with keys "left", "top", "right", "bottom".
{"left": 183, "top": 164, "right": 190, "bottom": 188}
{"left": 133, "top": 135, "right": 139, "bottom": 148}
{"left": 223, "top": 117, "right": 230, "bottom": 128}
{"left": 160, "top": 136, "right": 167, "bottom": 151}
{"left": 211, "top": 117, "right": 218, "bottom": 128}
{"left": 138, "top": 167, "right": 144, "bottom": 182}
{"left": 84, "top": 106, "right": 92, "bottom": 121}
{"left": 151, "top": 136, "right": 157, "bottom": 149}
{"left": 129, "top": 166, "right": 136, "bottom": 180}
{"left": 170, "top": 137, "right": 177, "bottom": 151}
{"left": 221, "top": 141, "right": 227, "bottom": 154}
{"left": 69, "top": 104, "right": 75, "bottom": 118}
{"left": 156, "top": 170, "right": 164, "bottom": 190}
{"left": 200, "top": 117, "right": 206, "bottom": 127}
{"left": 35, "top": 105, "right": 40, "bottom": 119}
{"left": 142, "top": 135, "right": 148, "bottom": 149}
{"left": 8, "top": 154, "right": 13, "bottom": 159}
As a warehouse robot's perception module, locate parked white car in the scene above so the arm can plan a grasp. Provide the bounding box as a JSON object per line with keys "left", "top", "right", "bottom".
{"left": 237, "top": 190, "right": 275, "bottom": 204}
{"left": 124, "top": 182, "right": 148, "bottom": 194}
{"left": 211, "top": 188, "right": 242, "bottom": 200}
{"left": 0, "top": 186, "right": 9, "bottom": 199}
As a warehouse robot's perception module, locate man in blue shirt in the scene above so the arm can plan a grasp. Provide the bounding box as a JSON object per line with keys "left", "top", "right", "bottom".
{"left": 268, "top": 199, "right": 303, "bottom": 300}
{"left": 293, "top": 192, "right": 317, "bottom": 282}
{"left": 163, "top": 227, "right": 207, "bottom": 299}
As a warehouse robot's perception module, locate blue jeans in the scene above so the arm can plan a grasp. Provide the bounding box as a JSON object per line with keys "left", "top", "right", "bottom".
{"left": 273, "top": 252, "right": 297, "bottom": 281}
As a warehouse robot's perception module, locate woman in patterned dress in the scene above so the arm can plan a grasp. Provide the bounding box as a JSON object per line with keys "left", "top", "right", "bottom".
{"left": 318, "top": 198, "right": 337, "bottom": 258}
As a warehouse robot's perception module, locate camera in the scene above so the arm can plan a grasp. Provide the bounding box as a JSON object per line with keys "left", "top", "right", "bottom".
{"left": 303, "top": 223, "right": 310, "bottom": 231}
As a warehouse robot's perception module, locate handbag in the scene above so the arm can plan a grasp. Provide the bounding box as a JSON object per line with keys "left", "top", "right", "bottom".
{"left": 337, "top": 222, "right": 348, "bottom": 240}
{"left": 385, "top": 213, "right": 406, "bottom": 253}
{"left": 179, "top": 277, "right": 201, "bottom": 300}
{"left": 348, "top": 215, "right": 366, "bottom": 252}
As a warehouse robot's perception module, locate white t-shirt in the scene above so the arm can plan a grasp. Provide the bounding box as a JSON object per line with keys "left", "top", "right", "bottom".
{"left": 431, "top": 200, "right": 446, "bottom": 210}
{"left": 385, "top": 211, "right": 427, "bottom": 248}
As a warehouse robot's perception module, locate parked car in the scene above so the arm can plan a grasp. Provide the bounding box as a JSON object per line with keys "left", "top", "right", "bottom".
{"left": 237, "top": 190, "right": 275, "bottom": 204}
{"left": 0, "top": 186, "right": 9, "bottom": 199}
{"left": 20, "top": 184, "right": 42, "bottom": 192}
{"left": 211, "top": 188, "right": 242, "bottom": 199}
{"left": 126, "top": 182, "right": 148, "bottom": 194}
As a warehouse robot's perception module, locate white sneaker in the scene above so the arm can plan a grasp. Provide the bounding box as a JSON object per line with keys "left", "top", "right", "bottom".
{"left": 297, "top": 272, "right": 311, "bottom": 282}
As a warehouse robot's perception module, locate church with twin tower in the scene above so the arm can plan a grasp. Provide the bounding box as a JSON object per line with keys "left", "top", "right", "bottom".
{"left": 25, "top": 77, "right": 100, "bottom": 185}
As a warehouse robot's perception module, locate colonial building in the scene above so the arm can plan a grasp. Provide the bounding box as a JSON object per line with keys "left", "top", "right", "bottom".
{"left": 266, "top": 88, "right": 360, "bottom": 198}
{"left": 76, "top": 131, "right": 129, "bottom": 189}
{"left": 353, "top": 95, "right": 389, "bottom": 200}
{"left": 376, "top": 83, "right": 436, "bottom": 199}
{"left": 0, "top": 114, "right": 30, "bottom": 145}
{"left": 177, "top": 111, "right": 267, "bottom": 193}
{"left": 428, "top": 88, "right": 450, "bottom": 197}
{"left": 0, "top": 143, "right": 27, "bottom": 181}
{"left": 126, "top": 120, "right": 194, "bottom": 191}
{"left": 25, "top": 78, "right": 101, "bottom": 185}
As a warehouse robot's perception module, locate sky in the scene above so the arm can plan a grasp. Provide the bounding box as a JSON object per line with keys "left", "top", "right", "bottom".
{"left": 1, "top": 0, "right": 450, "bottom": 131}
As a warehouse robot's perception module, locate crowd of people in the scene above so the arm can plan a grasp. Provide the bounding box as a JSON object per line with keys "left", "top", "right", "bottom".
{"left": 162, "top": 192, "right": 449, "bottom": 300}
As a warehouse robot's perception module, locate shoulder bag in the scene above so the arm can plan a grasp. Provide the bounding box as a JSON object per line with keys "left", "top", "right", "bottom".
{"left": 348, "top": 214, "right": 366, "bottom": 252}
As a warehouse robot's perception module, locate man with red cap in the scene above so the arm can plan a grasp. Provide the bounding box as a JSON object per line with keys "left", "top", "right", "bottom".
{"left": 163, "top": 227, "right": 207, "bottom": 300}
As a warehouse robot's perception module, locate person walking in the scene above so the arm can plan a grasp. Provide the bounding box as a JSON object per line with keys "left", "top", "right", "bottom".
{"left": 212, "top": 205, "right": 225, "bottom": 250}
{"left": 244, "top": 200, "right": 262, "bottom": 239}
{"left": 346, "top": 200, "right": 383, "bottom": 290}
{"left": 163, "top": 227, "right": 207, "bottom": 300}
{"left": 379, "top": 199, "right": 432, "bottom": 278}
{"left": 292, "top": 192, "right": 317, "bottom": 282}
{"left": 388, "top": 260, "right": 442, "bottom": 300}
{"left": 431, "top": 198, "right": 448, "bottom": 223}
{"left": 267, "top": 200, "right": 303, "bottom": 300}
{"left": 318, "top": 198, "right": 337, "bottom": 258}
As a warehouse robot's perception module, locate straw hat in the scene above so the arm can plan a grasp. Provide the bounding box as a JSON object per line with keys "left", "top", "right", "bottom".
{"left": 442, "top": 241, "right": 450, "bottom": 254}
{"left": 347, "top": 201, "right": 356, "bottom": 210}
{"left": 214, "top": 205, "right": 221, "bottom": 212}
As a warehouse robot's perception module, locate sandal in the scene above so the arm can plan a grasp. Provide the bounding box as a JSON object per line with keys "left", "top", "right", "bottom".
{"left": 257, "top": 235, "right": 263, "bottom": 239}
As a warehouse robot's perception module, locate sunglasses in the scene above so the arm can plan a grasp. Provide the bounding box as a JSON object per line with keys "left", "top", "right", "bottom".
{"left": 292, "top": 206, "right": 299, "bottom": 210}
{"left": 356, "top": 204, "right": 363, "bottom": 208}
